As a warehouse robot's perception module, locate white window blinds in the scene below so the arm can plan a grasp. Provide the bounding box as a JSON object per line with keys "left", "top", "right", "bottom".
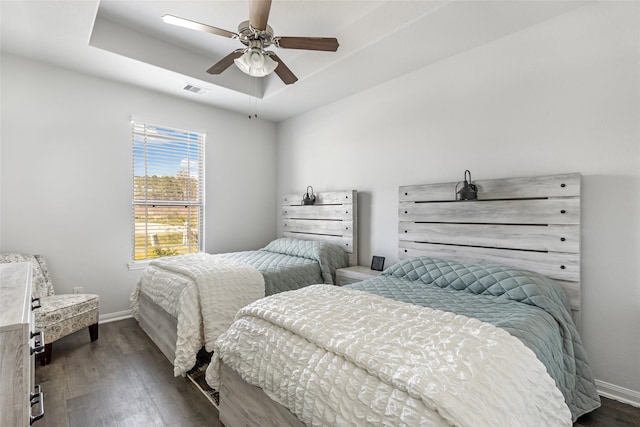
{"left": 131, "top": 120, "right": 205, "bottom": 261}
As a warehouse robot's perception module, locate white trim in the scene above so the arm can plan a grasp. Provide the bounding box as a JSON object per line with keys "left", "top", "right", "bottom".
{"left": 596, "top": 379, "right": 640, "bottom": 408}
{"left": 130, "top": 115, "right": 207, "bottom": 135}
{"left": 99, "top": 309, "right": 133, "bottom": 324}
{"left": 128, "top": 260, "right": 150, "bottom": 270}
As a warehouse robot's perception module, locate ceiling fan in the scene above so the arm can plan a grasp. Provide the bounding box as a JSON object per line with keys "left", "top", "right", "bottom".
{"left": 162, "top": 0, "right": 339, "bottom": 85}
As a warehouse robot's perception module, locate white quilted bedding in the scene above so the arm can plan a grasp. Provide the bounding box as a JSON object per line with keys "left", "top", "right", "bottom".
{"left": 131, "top": 254, "right": 264, "bottom": 376}
{"left": 209, "top": 285, "right": 572, "bottom": 427}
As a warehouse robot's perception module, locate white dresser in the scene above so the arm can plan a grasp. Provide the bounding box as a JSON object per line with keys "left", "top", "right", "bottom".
{"left": 0, "top": 262, "right": 45, "bottom": 426}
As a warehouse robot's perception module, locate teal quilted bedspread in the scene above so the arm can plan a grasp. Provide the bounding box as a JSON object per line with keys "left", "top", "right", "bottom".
{"left": 347, "top": 256, "right": 600, "bottom": 421}
{"left": 219, "top": 238, "right": 347, "bottom": 295}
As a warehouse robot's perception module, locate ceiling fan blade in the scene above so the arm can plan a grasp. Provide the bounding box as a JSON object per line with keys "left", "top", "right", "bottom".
{"left": 207, "top": 50, "right": 245, "bottom": 74}
{"left": 267, "top": 53, "right": 298, "bottom": 85}
{"left": 162, "top": 14, "right": 238, "bottom": 39}
{"left": 276, "top": 37, "right": 339, "bottom": 52}
{"left": 249, "top": 0, "right": 272, "bottom": 31}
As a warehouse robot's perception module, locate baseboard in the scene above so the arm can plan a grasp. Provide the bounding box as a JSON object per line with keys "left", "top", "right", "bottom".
{"left": 596, "top": 379, "right": 640, "bottom": 408}
{"left": 99, "top": 309, "right": 133, "bottom": 324}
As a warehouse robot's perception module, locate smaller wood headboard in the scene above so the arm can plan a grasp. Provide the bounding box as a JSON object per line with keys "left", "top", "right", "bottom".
{"left": 398, "top": 173, "right": 581, "bottom": 316}
{"left": 282, "top": 190, "right": 358, "bottom": 266}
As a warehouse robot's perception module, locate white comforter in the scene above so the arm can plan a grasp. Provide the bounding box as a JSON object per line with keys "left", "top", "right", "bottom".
{"left": 210, "top": 285, "right": 572, "bottom": 427}
{"left": 131, "top": 254, "right": 264, "bottom": 376}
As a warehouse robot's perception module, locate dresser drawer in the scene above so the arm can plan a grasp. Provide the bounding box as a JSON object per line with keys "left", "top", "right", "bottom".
{"left": 0, "top": 262, "right": 45, "bottom": 426}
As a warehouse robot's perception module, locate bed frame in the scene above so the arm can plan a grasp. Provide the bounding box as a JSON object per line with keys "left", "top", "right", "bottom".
{"left": 398, "top": 172, "right": 581, "bottom": 324}
{"left": 218, "top": 173, "right": 582, "bottom": 427}
{"left": 282, "top": 190, "right": 358, "bottom": 266}
{"left": 137, "top": 190, "right": 358, "bottom": 365}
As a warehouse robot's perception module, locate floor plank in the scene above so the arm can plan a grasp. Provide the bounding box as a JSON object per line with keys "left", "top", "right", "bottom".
{"left": 575, "top": 396, "right": 640, "bottom": 427}
{"left": 35, "top": 318, "right": 640, "bottom": 427}
{"left": 35, "top": 319, "right": 221, "bottom": 427}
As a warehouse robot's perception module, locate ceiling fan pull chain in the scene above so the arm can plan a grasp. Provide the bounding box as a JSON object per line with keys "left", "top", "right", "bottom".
{"left": 253, "top": 79, "right": 258, "bottom": 119}
{"left": 248, "top": 77, "right": 258, "bottom": 119}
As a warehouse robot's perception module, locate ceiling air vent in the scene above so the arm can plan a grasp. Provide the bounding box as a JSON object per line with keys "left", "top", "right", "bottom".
{"left": 183, "top": 84, "right": 209, "bottom": 95}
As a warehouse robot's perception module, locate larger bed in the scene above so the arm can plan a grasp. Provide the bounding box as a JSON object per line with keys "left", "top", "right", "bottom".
{"left": 130, "top": 190, "right": 357, "bottom": 376}
{"left": 209, "top": 173, "right": 601, "bottom": 426}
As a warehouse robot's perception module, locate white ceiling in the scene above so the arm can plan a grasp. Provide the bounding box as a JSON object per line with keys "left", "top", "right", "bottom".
{"left": 0, "top": 0, "right": 588, "bottom": 122}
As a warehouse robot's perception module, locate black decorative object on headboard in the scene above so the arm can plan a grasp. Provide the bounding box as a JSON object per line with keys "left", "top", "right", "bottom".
{"left": 302, "top": 186, "right": 316, "bottom": 205}
{"left": 455, "top": 170, "right": 478, "bottom": 201}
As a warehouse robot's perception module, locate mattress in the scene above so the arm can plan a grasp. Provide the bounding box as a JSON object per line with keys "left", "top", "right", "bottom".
{"left": 211, "top": 256, "right": 601, "bottom": 424}
{"left": 218, "top": 250, "right": 323, "bottom": 295}
{"left": 347, "top": 277, "right": 564, "bottom": 391}
{"left": 130, "top": 238, "right": 348, "bottom": 375}
{"left": 347, "top": 257, "right": 601, "bottom": 421}
{"left": 135, "top": 237, "right": 348, "bottom": 317}
{"left": 134, "top": 250, "right": 321, "bottom": 319}
{"left": 210, "top": 285, "right": 573, "bottom": 426}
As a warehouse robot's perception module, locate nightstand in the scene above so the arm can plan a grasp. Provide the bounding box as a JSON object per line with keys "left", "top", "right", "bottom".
{"left": 335, "top": 266, "right": 380, "bottom": 286}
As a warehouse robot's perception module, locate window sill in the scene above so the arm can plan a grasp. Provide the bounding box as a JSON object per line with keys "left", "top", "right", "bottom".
{"left": 128, "top": 260, "right": 150, "bottom": 270}
{"left": 128, "top": 253, "right": 204, "bottom": 270}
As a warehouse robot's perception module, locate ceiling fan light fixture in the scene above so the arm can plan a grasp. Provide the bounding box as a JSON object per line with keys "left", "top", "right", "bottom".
{"left": 234, "top": 48, "right": 278, "bottom": 77}
{"left": 163, "top": 1, "right": 338, "bottom": 85}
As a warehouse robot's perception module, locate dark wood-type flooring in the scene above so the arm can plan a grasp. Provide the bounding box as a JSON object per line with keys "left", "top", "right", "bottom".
{"left": 35, "top": 318, "right": 221, "bottom": 427}
{"left": 35, "top": 318, "right": 639, "bottom": 427}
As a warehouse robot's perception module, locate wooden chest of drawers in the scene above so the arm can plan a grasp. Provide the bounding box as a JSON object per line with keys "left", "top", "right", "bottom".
{"left": 0, "top": 262, "right": 45, "bottom": 426}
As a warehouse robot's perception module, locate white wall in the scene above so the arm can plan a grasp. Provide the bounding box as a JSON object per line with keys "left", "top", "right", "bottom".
{"left": 277, "top": 2, "right": 640, "bottom": 398}
{"left": 0, "top": 54, "right": 278, "bottom": 316}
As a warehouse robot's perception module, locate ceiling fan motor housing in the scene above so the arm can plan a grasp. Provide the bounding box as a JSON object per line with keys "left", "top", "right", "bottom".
{"left": 238, "top": 20, "right": 274, "bottom": 47}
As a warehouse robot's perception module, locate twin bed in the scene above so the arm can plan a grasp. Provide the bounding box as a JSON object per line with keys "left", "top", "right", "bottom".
{"left": 131, "top": 190, "right": 357, "bottom": 375}
{"left": 132, "top": 175, "right": 601, "bottom": 426}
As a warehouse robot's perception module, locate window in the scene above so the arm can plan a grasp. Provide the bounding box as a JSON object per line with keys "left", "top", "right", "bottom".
{"left": 131, "top": 120, "right": 205, "bottom": 262}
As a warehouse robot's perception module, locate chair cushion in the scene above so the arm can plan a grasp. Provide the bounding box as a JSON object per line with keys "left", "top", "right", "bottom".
{"left": 34, "top": 294, "right": 99, "bottom": 344}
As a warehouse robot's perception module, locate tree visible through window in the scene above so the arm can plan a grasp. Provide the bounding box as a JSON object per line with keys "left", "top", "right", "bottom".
{"left": 132, "top": 120, "right": 205, "bottom": 261}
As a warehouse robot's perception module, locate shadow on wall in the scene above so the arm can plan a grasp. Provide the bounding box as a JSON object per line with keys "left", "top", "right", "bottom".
{"left": 579, "top": 173, "right": 640, "bottom": 393}
{"left": 581, "top": 174, "right": 639, "bottom": 272}
{"left": 581, "top": 174, "right": 640, "bottom": 291}
{"left": 356, "top": 191, "right": 372, "bottom": 266}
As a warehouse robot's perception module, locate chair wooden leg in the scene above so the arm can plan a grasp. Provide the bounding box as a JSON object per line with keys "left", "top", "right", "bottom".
{"left": 89, "top": 323, "right": 99, "bottom": 342}
{"left": 40, "top": 343, "right": 53, "bottom": 366}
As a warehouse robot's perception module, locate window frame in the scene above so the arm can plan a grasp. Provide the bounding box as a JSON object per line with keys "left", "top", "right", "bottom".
{"left": 129, "top": 119, "right": 205, "bottom": 267}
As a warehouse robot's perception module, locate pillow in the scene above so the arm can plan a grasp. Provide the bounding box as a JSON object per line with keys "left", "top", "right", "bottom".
{"left": 263, "top": 238, "right": 348, "bottom": 284}
{"left": 382, "top": 256, "right": 571, "bottom": 314}
{"left": 263, "top": 238, "right": 323, "bottom": 260}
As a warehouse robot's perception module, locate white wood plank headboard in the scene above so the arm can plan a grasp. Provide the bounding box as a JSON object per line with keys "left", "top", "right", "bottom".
{"left": 398, "top": 173, "right": 581, "bottom": 318}
{"left": 282, "top": 190, "right": 358, "bottom": 266}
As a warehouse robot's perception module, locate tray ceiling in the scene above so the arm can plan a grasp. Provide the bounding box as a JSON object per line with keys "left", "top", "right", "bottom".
{"left": 0, "top": 1, "right": 587, "bottom": 122}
